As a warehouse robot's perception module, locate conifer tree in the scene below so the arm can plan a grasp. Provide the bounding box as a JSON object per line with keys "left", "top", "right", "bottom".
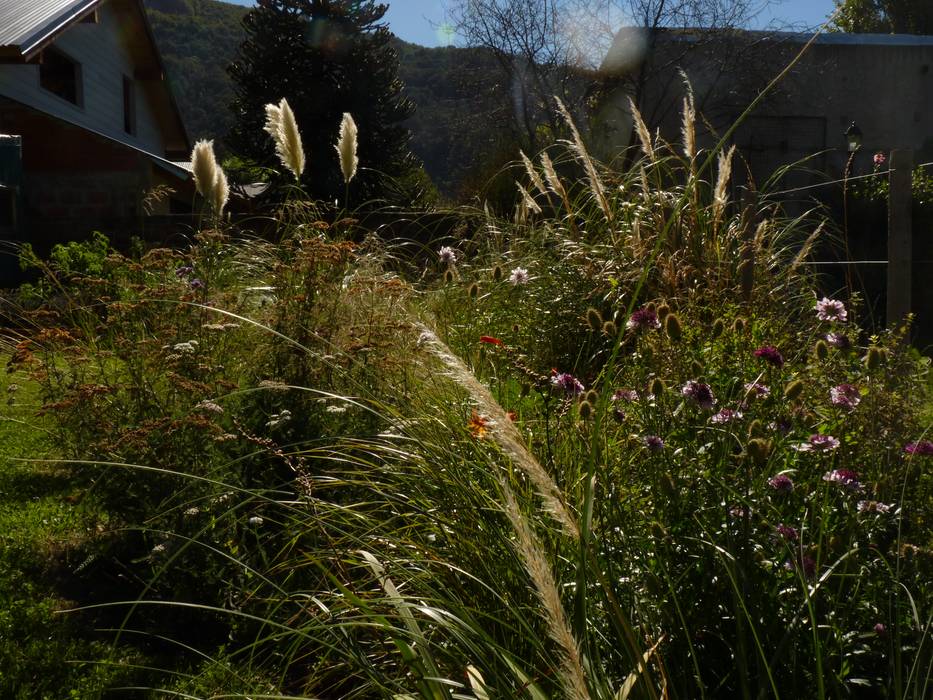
{"left": 228, "top": 0, "right": 419, "bottom": 204}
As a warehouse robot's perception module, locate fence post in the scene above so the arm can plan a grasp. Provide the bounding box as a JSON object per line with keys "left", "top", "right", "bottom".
{"left": 887, "top": 149, "right": 912, "bottom": 329}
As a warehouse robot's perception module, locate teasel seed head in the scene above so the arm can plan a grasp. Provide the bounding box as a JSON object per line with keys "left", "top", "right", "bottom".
{"left": 783, "top": 379, "right": 804, "bottom": 401}
{"left": 664, "top": 313, "right": 682, "bottom": 341}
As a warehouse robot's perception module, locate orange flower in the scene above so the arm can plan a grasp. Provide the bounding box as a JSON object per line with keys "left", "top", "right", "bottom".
{"left": 467, "top": 410, "right": 489, "bottom": 439}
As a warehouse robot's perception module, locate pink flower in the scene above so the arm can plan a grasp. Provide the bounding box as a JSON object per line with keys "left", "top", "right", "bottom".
{"left": 753, "top": 345, "right": 784, "bottom": 368}
{"left": 682, "top": 380, "right": 716, "bottom": 410}
{"left": 776, "top": 524, "right": 799, "bottom": 541}
{"left": 552, "top": 372, "right": 584, "bottom": 396}
{"left": 815, "top": 297, "right": 847, "bottom": 323}
{"left": 873, "top": 152, "right": 886, "bottom": 167}
{"left": 830, "top": 384, "right": 861, "bottom": 410}
{"left": 823, "top": 469, "right": 862, "bottom": 491}
{"left": 644, "top": 435, "right": 664, "bottom": 452}
{"left": 795, "top": 434, "right": 840, "bottom": 452}
{"left": 904, "top": 440, "right": 933, "bottom": 456}
{"left": 626, "top": 307, "right": 660, "bottom": 331}
{"left": 768, "top": 474, "right": 794, "bottom": 493}
{"left": 711, "top": 408, "right": 743, "bottom": 424}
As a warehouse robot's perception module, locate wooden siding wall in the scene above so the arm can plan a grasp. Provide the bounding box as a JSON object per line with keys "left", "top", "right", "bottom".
{"left": 0, "top": 0, "right": 165, "bottom": 156}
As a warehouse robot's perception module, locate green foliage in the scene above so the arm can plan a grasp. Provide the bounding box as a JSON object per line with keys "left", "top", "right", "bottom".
{"left": 144, "top": 0, "right": 248, "bottom": 148}
{"left": 832, "top": 0, "right": 933, "bottom": 33}
{"left": 6, "top": 110, "right": 933, "bottom": 698}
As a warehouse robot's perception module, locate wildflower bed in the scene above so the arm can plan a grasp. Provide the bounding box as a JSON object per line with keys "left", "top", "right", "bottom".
{"left": 3, "top": 108, "right": 933, "bottom": 698}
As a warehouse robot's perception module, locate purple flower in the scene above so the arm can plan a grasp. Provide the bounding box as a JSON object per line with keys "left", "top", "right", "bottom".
{"left": 770, "top": 417, "right": 793, "bottom": 435}
{"left": 175, "top": 265, "right": 194, "bottom": 277}
{"left": 743, "top": 382, "right": 770, "bottom": 399}
{"left": 830, "top": 384, "right": 861, "bottom": 410}
{"left": 795, "top": 434, "right": 840, "bottom": 453}
{"left": 825, "top": 332, "right": 850, "bottom": 349}
{"left": 754, "top": 345, "right": 784, "bottom": 368}
{"left": 904, "top": 440, "right": 933, "bottom": 456}
{"left": 815, "top": 297, "right": 847, "bottom": 323}
{"left": 438, "top": 246, "right": 457, "bottom": 264}
{"left": 785, "top": 555, "right": 817, "bottom": 578}
{"left": 189, "top": 278, "right": 204, "bottom": 289}
{"left": 626, "top": 307, "right": 660, "bottom": 332}
{"left": 768, "top": 474, "right": 794, "bottom": 493}
{"left": 644, "top": 435, "right": 664, "bottom": 452}
{"left": 711, "top": 408, "right": 743, "bottom": 424}
{"left": 874, "top": 622, "right": 887, "bottom": 636}
{"left": 682, "top": 380, "right": 716, "bottom": 410}
{"left": 858, "top": 500, "right": 892, "bottom": 514}
{"left": 823, "top": 469, "right": 862, "bottom": 491}
{"left": 776, "top": 524, "right": 799, "bottom": 541}
{"left": 551, "top": 372, "right": 584, "bottom": 396}
{"left": 612, "top": 389, "right": 640, "bottom": 402}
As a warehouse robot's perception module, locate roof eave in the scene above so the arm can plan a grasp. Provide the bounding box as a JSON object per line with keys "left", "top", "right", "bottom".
{"left": 18, "top": 0, "right": 103, "bottom": 62}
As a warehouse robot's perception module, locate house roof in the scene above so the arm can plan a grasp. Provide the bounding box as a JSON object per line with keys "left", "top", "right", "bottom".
{"left": 0, "top": 0, "right": 101, "bottom": 58}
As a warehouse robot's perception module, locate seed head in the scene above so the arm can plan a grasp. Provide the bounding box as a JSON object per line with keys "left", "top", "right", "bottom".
{"left": 783, "top": 379, "right": 804, "bottom": 401}
{"left": 467, "top": 282, "right": 479, "bottom": 299}
{"left": 747, "top": 438, "right": 772, "bottom": 466}
{"left": 335, "top": 112, "right": 359, "bottom": 184}
{"left": 814, "top": 339, "right": 829, "bottom": 360}
{"left": 865, "top": 346, "right": 883, "bottom": 369}
{"left": 492, "top": 265, "right": 503, "bottom": 282}
{"left": 650, "top": 377, "right": 666, "bottom": 397}
{"left": 578, "top": 400, "right": 593, "bottom": 420}
{"left": 711, "top": 318, "right": 725, "bottom": 338}
{"left": 586, "top": 307, "right": 604, "bottom": 332}
{"left": 732, "top": 317, "right": 746, "bottom": 334}
{"left": 664, "top": 313, "right": 682, "bottom": 341}
{"left": 602, "top": 320, "right": 617, "bottom": 337}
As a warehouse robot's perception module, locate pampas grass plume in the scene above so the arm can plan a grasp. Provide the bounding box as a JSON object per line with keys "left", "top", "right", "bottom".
{"left": 191, "top": 140, "right": 228, "bottom": 215}
{"left": 336, "top": 112, "right": 359, "bottom": 184}
{"left": 264, "top": 98, "right": 305, "bottom": 180}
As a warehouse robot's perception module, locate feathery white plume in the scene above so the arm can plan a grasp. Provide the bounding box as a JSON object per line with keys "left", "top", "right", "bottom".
{"left": 336, "top": 112, "right": 359, "bottom": 184}
{"left": 191, "top": 140, "right": 218, "bottom": 199}
{"left": 264, "top": 98, "right": 305, "bottom": 180}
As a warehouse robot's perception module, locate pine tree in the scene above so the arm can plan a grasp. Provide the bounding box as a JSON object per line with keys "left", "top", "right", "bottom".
{"left": 227, "top": 0, "right": 419, "bottom": 204}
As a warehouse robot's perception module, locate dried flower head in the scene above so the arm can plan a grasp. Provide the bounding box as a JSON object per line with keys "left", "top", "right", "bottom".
{"left": 825, "top": 332, "right": 850, "bottom": 349}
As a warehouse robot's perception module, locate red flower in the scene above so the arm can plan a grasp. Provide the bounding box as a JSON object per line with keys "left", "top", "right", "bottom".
{"left": 479, "top": 335, "right": 503, "bottom": 346}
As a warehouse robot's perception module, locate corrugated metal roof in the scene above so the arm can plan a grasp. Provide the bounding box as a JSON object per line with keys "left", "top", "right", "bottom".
{"left": 0, "top": 0, "right": 100, "bottom": 56}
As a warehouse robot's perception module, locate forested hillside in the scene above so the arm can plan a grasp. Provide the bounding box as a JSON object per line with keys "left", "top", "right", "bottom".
{"left": 144, "top": 0, "right": 511, "bottom": 198}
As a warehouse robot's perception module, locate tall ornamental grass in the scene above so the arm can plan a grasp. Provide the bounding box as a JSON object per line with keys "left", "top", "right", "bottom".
{"left": 3, "top": 101, "right": 931, "bottom": 699}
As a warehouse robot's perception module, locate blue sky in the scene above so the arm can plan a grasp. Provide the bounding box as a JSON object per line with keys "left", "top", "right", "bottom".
{"left": 223, "top": 1, "right": 840, "bottom": 48}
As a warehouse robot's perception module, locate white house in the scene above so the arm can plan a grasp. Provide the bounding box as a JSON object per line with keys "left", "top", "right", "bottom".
{"left": 0, "top": 0, "right": 193, "bottom": 262}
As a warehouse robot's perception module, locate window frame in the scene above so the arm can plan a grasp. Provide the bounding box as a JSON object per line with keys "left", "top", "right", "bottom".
{"left": 38, "top": 46, "right": 84, "bottom": 108}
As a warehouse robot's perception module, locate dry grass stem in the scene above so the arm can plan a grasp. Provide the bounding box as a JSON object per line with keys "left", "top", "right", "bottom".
{"left": 501, "top": 482, "right": 591, "bottom": 700}
{"left": 628, "top": 98, "right": 656, "bottom": 163}
{"left": 517, "top": 181, "right": 542, "bottom": 215}
{"left": 520, "top": 150, "right": 548, "bottom": 197}
{"left": 417, "top": 327, "right": 579, "bottom": 539}
{"left": 713, "top": 145, "right": 736, "bottom": 223}
{"left": 554, "top": 97, "right": 611, "bottom": 221}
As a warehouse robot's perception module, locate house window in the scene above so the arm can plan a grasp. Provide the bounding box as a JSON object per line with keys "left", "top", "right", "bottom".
{"left": 39, "top": 47, "right": 82, "bottom": 106}
{"left": 123, "top": 76, "right": 136, "bottom": 135}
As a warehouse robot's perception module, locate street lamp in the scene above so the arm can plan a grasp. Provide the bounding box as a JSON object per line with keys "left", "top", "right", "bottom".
{"left": 845, "top": 121, "right": 863, "bottom": 153}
